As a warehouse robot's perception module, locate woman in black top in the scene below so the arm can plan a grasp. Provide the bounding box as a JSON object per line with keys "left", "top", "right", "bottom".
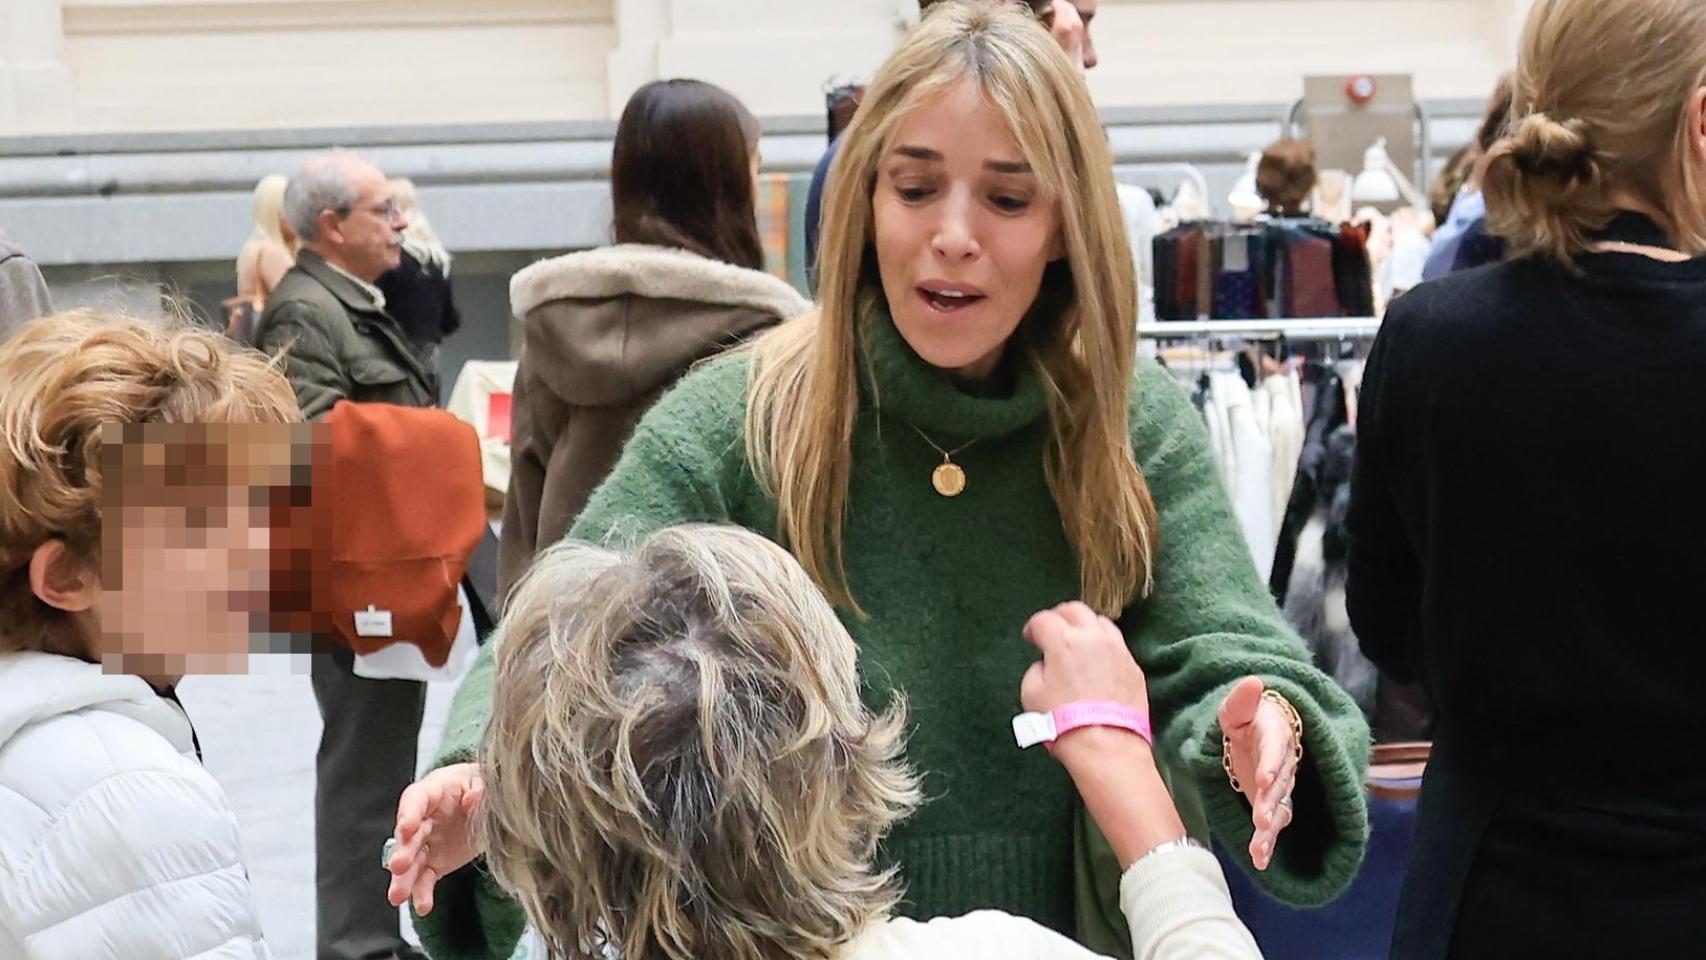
{"left": 1347, "top": 0, "right": 1706, "bottom": 957}
{"left": 377, "top": 179, "right": 461, "bottom": 390}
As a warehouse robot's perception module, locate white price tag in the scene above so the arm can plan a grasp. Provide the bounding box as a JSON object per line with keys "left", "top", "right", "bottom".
{"left": 354, "top": 605, "right": 394, "bottom": 639}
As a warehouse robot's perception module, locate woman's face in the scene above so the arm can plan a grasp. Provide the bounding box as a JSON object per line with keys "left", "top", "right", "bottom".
{"left": 872, "top": 78, "right": 1063, "bottom": 381}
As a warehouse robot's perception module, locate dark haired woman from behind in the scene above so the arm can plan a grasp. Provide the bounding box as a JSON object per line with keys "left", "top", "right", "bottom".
{"left": 496, "top": 78, "right": 810, "bottom": 597}
{"left": 1347, "top": 0, "right": 1706, "bottom": 956}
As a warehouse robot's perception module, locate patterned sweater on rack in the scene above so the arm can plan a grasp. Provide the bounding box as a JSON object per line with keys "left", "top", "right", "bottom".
{"left": 414, "top": 310, "right": 1371, "bottom": 960}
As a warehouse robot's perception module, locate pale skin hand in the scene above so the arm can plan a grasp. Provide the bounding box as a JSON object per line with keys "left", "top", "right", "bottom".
{"left": 1220, "top": 675, "right": 1301, "bottom": 870}
{"left": 385, "top": 762, "right": 484, "bottom": 915}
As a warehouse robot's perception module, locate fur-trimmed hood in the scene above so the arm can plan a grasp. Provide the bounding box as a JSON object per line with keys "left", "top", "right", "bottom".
{"left": 508, "top": 244, "right": 809, "bottom": 407}
{"left": 510, "top": 244, "right": 809, "bottom": 325}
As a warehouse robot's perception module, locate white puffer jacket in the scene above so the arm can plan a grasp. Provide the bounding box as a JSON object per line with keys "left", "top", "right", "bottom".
{"left": 0, "top": 652, "right": 268, "bottom": 959}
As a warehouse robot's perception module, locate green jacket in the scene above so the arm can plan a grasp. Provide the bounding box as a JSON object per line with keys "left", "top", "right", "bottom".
{"left": 254, "top": 249, "right": 437, "bottom": 419}
{"left": 417, "top": 313, "right": 1371, "bottom": 960}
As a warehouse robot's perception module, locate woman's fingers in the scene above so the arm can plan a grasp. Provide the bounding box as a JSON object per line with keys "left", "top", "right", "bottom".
{"left": 411, "top": 865, "right": 441, "bottom": 917}
{"left": 1218, "top": 676, "right": 1266, "bottom": 735}
{"left": 386, "top": 865, "right": 415, "bottom": 908}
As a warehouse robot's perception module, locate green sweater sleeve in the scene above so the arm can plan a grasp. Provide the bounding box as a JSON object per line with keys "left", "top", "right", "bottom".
{"left": 1082, "top": 360, "right": 1369, "bottom": 953}
{"left": 1127, "top": 359, "right": 1369, "bottom": 899}
{"left": 413, "top": 358, "right": 751, "bottom": 960}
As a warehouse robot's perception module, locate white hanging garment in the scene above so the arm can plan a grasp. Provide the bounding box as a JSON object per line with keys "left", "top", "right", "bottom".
{"left": 1209, "top": 372, "right": 1276, "bottom": 580}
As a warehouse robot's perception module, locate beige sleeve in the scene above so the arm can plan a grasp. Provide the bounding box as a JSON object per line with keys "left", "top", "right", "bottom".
{"left": 1119, "top": 847, "right": 1264, "bottom": 960}
{"left": 847, "top": 911, "right": 1111, "bottom": 960}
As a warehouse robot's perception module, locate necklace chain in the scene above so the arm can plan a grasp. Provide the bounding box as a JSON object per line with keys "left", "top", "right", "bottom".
{"left": 909, "top": 423, "right": 977, "bottom": 461}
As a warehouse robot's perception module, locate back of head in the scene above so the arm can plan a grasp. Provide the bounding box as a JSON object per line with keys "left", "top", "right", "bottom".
{"left": 250, "top": 174, "right": 291, "bottom": 247}
{"left": 1483, "top": 0, "right": 1706, "bottom": 260}
{"left": 283, "top": 150, "right": 367, "bottom": 245}
{"left": 612, "top": 79, "right": 765, "bottom": 271}
{"left": 480, "top": 525, "right": 918, "bottom": 960}
{"left": 0, "top": 311, "right": 299, "bottom": 658}
{"left": 1475, "top": 73, "right": 1515, "bottom": 156}
{"left": 1257, "top": 139, "right": 1318, "bottom": 216}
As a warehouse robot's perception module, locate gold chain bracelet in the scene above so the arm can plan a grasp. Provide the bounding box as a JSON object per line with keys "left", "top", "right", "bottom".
{"left": 1222, "top": 689, "right": 1305, "bottom": 793}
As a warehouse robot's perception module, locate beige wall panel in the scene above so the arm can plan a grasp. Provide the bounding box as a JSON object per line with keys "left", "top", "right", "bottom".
{"left": 1086, "top": 0, "right": 1513, "bottom": 107}
{"left": 6, "top": 0, "right": 1523, "bottom": 135}
{"left": 55, "top": 0, "right": 614, "bottom": 132}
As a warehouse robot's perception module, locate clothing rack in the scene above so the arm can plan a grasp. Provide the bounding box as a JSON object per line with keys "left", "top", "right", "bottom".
{"left": 1114, "top": 162, "right": 1210, "bottom": 209}
{"left": 1145, "top": 317, "right": 1382, "bottom": 341}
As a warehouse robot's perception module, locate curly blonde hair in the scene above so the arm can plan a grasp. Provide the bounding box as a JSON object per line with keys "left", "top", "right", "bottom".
{"left": 480, "top": 524, "right": 921, "bottom": 960}
{"left": 0, "top": 310, "right": 300, "bottom": 657}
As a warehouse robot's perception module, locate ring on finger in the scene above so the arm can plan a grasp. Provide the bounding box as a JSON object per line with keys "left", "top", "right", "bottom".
{"left": 380, "top": 837, "right": 398, "bottom": 871}
{"left": 1277, "top": 794, "right": 1294, "bottom": 811}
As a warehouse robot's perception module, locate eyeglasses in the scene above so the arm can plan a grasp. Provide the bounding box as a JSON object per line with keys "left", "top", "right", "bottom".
{"left": 333, "top": 200, "right": 403, "bottom": 224}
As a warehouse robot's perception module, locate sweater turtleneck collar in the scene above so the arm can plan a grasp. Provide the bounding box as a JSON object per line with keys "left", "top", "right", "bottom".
{"left": 856, "top": 300, "right": 1049, "bottom": 445}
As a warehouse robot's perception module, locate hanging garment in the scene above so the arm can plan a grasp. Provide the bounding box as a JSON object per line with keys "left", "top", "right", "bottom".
{"left": 1209, "top": 371, "right": 1275, "bottom": 579}
{"left": 1257, "top": 368, "right": 1306, "bottom": 534}
{"left": 1200, "top": 376, "right": 1236, "bottom": 496}
{"left": 1285, "top": 233, "right": 1340, "bottom": 317}
{"left": 1213, "top": 231, "right": 1264, "bottom": 319}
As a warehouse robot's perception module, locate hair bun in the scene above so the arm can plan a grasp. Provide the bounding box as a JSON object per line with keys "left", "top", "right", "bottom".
{"left": 1508, "top": 112, "right": 1598, "bottom": 185}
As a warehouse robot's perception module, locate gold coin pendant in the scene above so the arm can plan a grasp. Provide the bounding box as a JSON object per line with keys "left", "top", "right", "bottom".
{"left": 932, "top": 462, "right": 967, "bottom": 497}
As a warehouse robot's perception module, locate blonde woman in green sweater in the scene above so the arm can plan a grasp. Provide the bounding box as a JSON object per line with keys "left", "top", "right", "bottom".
{"left": 389, "top": 4, "right": 1370, "bottom": 957}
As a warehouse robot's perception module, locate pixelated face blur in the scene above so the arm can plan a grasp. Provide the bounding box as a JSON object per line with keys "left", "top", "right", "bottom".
{"left": 96, "top": 423, "right": 307, "bottom": 677}
{"left": 872, "top": 79, "right": 1064, "bottom": 381}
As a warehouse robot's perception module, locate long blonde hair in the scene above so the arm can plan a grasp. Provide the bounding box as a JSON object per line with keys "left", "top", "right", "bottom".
{"left": 390, "top": 178, "right": 453, "bottom": 275}
{"left": 1483, "top": 0, "right": 1706, "bottom": 260}
{"left": 744, "top": 0, "right": 1157, "bottom": 615}
{"left": 247, "top": 174, "right": 293, "bottom": 250}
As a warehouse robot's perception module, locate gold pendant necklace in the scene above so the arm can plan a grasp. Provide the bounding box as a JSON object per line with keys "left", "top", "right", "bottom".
{"left": 911, "top": 425, "right": 976, "bottom": 498}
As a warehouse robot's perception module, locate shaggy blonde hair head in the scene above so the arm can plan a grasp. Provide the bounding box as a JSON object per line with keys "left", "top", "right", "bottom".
{"left": 745, "top": 0, "right": 1158, "bottom": 616}
{"left": 0, "top": 310, "right": 299, "bottom": 657}
{"left": 1484, "top": 0, "right": 1706, "bottom": 260}
{"left": 479, "top": 525, "right": 921, "bottom": 960}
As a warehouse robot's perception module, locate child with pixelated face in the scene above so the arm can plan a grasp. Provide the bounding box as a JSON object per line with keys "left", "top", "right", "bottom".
{"left": 0, "top": 311, "right": 301, "bottom": 957}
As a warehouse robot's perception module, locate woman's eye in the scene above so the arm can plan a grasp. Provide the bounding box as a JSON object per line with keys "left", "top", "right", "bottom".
{"left": 896, "top": 186, "right": 934, "bottom": 203}
{"left": 991, "top": 194, "right": 1031, "bottom": 212}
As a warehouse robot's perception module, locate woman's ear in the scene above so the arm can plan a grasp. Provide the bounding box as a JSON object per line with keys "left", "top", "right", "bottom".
{"left": 1691, "top": 87, "right": 1706, "bottom": 168}
{"left": 29, "top": 539, "right": 99, "bottom": 613}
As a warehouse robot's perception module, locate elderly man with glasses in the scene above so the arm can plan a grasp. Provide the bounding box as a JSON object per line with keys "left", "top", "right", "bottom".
{"left": 255, "top": 148, "right": 440, "bottom": 960}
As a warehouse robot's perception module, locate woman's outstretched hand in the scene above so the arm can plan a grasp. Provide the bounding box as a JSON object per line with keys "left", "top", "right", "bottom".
{"left": 385, "top": 762, "right": 485, "bottom": 916}
{"left": 1219, "top": 676, "right": 1301, "bottom": 870}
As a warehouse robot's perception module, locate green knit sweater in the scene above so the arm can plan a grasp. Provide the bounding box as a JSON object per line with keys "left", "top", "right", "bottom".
{"left": 416, "top": 314, "right": 1370, "bottom": 960}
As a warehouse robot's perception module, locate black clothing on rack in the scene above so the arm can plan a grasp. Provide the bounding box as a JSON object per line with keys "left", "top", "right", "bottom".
{"left": 1347, "top": 212, "right": 1706, "bottom": 959}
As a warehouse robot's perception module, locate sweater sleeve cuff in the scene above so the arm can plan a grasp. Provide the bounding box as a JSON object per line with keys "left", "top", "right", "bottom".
{"left": 1177, "top": 678, "right": 1370, "bottom": 906}
{"left": 412, "top": 859, "right": 528, "bottom": 960}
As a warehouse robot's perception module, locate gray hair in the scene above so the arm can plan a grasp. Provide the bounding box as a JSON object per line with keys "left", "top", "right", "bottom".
{"left": 479, "top": 524, "right": 919, "bottom": 960}
{"left": 283, "top": 151, "right": 362, "bottom": 243}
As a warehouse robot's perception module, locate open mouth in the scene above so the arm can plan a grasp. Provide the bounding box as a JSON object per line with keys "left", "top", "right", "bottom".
{"left": 918, "top": 286, "right": 987, "bottom": 312}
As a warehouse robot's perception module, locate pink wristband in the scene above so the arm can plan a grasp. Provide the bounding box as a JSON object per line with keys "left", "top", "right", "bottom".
{"left": 1011, "top": 700, "right": 1153, "bottom": 750}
